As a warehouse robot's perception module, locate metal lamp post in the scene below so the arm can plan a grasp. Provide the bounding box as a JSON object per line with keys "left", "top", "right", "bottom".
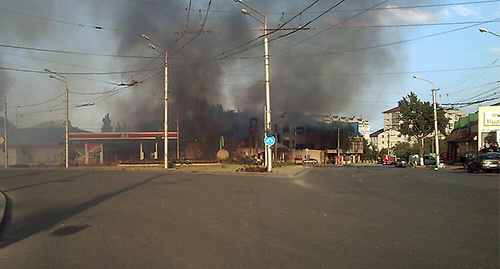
{"left": 142, "top": 34, "right": 169, "bottom": 169}
{"left": 234, "top": 0, "right": 273, "bottom": 172}
{"left": 45, "top": 69, "right": 69, "bottom": 168}
{"left": 413, "top": 75, "right": 440, "bottom": 170}
{"left": 479, "top": 28, "right": 500, "bottom": 38}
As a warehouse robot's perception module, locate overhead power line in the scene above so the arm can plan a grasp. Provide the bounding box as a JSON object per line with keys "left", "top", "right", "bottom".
{"left": 0, "top": 44, "right": 156, "bottom": 58}
{"left": 170, "top": 0, "right": 213, "bottom": 58}
{"left": 173, "top": 0, "right": 342, "bottom": 72}
{"left": 0, "top": 66, "right": 158, "bottom": 76}
{"left": 16, "top": 93, "right": 64, "bottom": 108}
{"left": 119, "top": 0, "right": 500, "bottom": 15}
{"left": 220, "top": 64, "right": 500, "bottom": 77}
{"left": 458, "top": 85, "right": 500, "bottom": 102}
{"left": 442, "top": 96, "right": 500, "bottom": 108}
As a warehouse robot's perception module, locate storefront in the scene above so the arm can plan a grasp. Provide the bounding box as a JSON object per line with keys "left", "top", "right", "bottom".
{"left": 446, "top": 113, "right": 478, "bottom": 164}
{"left": 477, "top": 106, "right": 500, "bottom": 152}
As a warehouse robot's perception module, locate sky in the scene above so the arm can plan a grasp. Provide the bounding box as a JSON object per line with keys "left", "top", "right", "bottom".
{"left": 0, "top": 0, "right": 498, "bottom": 133}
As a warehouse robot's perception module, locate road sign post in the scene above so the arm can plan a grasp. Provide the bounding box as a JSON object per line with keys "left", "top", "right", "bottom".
{"left": 264, "top": 136, "right": 276, "bottom": 147}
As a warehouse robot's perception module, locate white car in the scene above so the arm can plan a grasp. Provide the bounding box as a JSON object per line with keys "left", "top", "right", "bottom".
{"left": 302, "top": 158, "right": 318, "bottom": 165}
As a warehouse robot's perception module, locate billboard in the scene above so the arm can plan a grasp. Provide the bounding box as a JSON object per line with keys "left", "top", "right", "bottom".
{"left": 484, "top": 112, "right": 500, "bottom": 126}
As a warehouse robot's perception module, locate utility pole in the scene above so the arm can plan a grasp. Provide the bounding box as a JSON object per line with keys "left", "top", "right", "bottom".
{"left": 3, "top": 95, "right": 7, "bottom": 168}
{"left": 176, "top": 117, "right": 180, "bottom": 160}
{"left": 45, "top": 69, "right": 69, "bottom": 168}
{"left": 337, "top": 127, "right": 340, "bottom": 165}
{"left": 387, "top": 129, "right": 390, "bottom": 155}
{"left": 142, "top": 35, "right": 169, "bottom": 169}
{"left": 264, "top": 105, "right": 268, "bottom": 167}
{"left": 65, "top": 78, "right": 69, "bottom": 168}
{"left": 263, "top": 15, "right": 272, "bottom": 172}
{"left": 432, "top": 87, "right": 440, "bottom": 170}
{"left": 164, "top": 52, "right": 169, "bottom": 169}
{"left": 234, "top": 0, "right": 273, "bottom": 172}
{"left": 413, "top": 75, "right": 440, "bottom": 170}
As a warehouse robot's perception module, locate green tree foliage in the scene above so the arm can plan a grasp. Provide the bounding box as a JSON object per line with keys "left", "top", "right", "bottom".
{"left": 101, "top": 113, "right": 113, "bottom": 132}
{"left": 361, "top": 139, "right": 377, "bottom": 161}
{"left": 392, "top": 142, "right": 420, "bottom": 159}
{"left": 398, "top": 92, "right": 447, "bottom": 160}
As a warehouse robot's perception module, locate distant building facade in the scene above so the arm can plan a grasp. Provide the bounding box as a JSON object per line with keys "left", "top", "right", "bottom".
{"left": 444, "top": 109, "right": 466, "bottom": 135}
{"left": 320, "top": 115, "right": 371, "bottom": 139}
{"left": 274, "top": 111, "right": 365, "bottom": 164}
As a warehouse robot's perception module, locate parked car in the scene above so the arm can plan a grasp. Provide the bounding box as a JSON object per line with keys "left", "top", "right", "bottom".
{"left": 467, "top": 153, "right": 500, "bottom": 173}
{"left": 394, "top": 158, "right": 408, "bottom": 168}
{"left": 302, "top": 158, "right": 318, "bottom": 165}
{"left": 424, "top": 155, "right": 436, "bottom": 165}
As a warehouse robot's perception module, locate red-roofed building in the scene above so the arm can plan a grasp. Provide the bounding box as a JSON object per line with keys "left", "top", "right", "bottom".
{"left": 383, "top": 106, "right": 401, "bottom": 131}
{"left": 369, "top": 128, "right": 384, "bottom": 146}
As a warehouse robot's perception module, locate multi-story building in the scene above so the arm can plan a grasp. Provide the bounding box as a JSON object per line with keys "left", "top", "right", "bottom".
{"left": 444, "top": 109, "right": 466, "bottom": 135}
{"left": 383, "top": 107, "right": 401, "bottom": 130}
{"left": 320, "top": 115, "right": 371, "bottom": 139}
{"left": 370, "top": 107, "right": 413, "bottom": 151}
{"left": 370, "top": 128, "right": 411, "bottom": 150}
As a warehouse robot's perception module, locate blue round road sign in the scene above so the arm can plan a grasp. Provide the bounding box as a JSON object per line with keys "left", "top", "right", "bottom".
{"left": 264, "top": 136, "right": 276, "bottom": 146}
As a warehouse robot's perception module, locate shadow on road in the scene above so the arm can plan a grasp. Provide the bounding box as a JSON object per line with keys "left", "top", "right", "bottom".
{"left": 0, "top": 170, "right": 54, "bottom": 180}
{"left": 3, "top": 171, "right": 109, "bottom": 193}
{"left": 0, "top": 173, "right": 165, "bottom": 248}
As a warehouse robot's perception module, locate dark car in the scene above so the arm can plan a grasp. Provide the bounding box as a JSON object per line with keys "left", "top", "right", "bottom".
{"left": 394, "top": 158, "right": 408, "bottom": 168}
{"left": 467, "top": 153, "right": 500, "bottom": 173}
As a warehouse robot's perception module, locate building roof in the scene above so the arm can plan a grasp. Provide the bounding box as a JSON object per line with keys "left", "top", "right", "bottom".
{"left": 382, "top": 107, "right": 400, "bottom": 114}
{"left": 370, "top": 128, "right": 384, "bottom": 137}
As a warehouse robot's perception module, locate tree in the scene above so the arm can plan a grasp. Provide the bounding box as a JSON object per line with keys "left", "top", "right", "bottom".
{"left": 116, "top": 122, "right": 128, "bottom": 132}
{"left": 101, "top": 113, "right": 113, "bottom": 132}
{"left": 398, "top": 92, "right": 447, "bottom": 164}
{"left": 361, "top": 139, "right": 377, "bottom": 162}
{"left": 393, "top": 142, "right": 420, "bottom": 159}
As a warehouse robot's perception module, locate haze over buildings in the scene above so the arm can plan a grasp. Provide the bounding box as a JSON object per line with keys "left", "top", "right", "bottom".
{"left": 0, "top": 0, "right": 498, "bottom": 137}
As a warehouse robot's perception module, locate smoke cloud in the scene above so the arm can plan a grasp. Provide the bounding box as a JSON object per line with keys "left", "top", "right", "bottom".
{"left": 105, "top": 1, "right": 406, "bottom": 132}
{"left": 1, "top": 0, "right": 408, "bottom": 157}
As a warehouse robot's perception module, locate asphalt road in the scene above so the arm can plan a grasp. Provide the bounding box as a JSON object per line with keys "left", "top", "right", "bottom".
{"left": 0, "top": 166, "right": 497, "bottom": 268}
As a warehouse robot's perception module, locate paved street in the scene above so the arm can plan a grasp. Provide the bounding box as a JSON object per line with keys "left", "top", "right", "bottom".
{"left": 0, "top": 166, "right": 498, "bottom": 268}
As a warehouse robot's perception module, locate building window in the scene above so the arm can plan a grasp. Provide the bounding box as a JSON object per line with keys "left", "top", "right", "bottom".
{"left": 283, "top": 125, "right": 290, "bottom": 133}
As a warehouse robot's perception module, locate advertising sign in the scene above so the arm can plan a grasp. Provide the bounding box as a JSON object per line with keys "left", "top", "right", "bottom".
{"left": 485, "top": 112, "right": 500, "bottom": 126}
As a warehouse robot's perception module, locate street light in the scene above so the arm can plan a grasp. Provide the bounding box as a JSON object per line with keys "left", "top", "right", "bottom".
{"left": 142, "top": 34, "right": 169, "bottom": 169}
{"left": 45, "top": 69, "right": 69, "bottom": 168}
{"left": 479, "top": 28, "right": 500, "bottom": 38}
{"left": 413, "top": 75, "right": 440, "bottom": 170}
{"left": 234, "top": 0, "right": 273, "bottom": 172}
